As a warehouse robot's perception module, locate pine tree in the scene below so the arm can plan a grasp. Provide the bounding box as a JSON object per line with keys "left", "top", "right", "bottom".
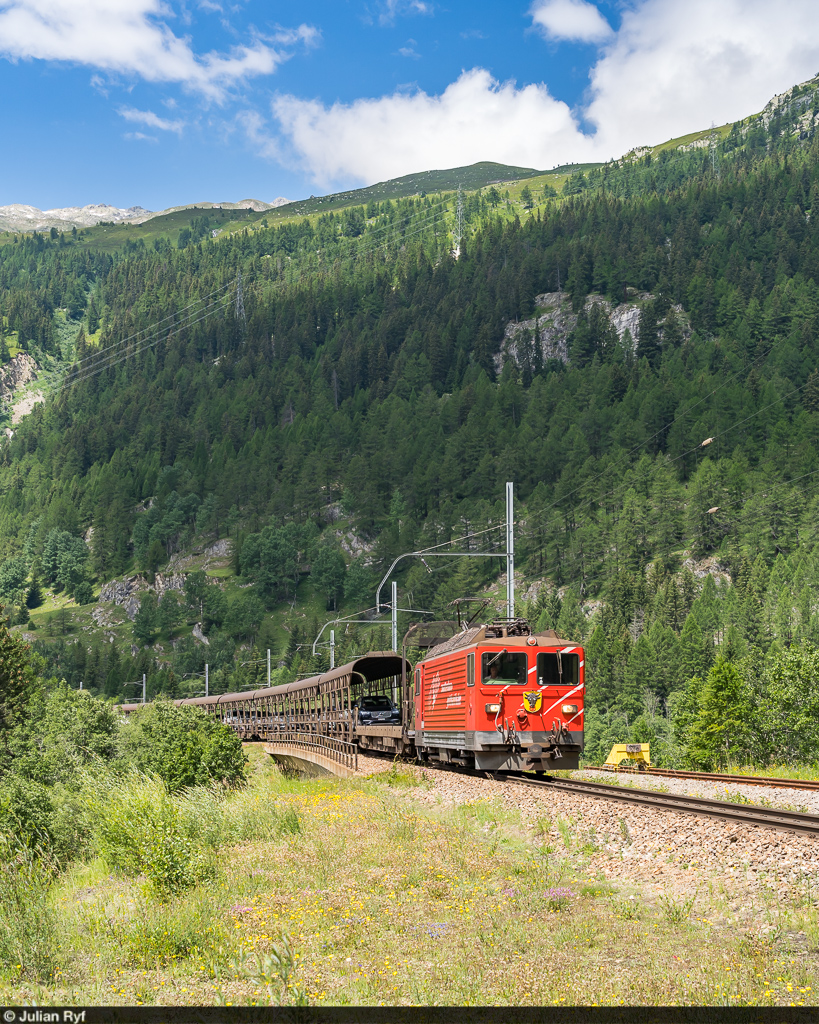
{"left": 687, "top": 658, "right": 751, "bottom": 769}
{"left": 133, "top": 593, "right": 158, "bottom": 646}
{"left": 679, "top": 614, "right": 712, "bottom": 683}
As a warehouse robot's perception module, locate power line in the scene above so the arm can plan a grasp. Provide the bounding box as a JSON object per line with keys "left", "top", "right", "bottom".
{"left": 38, "top": 294, "right": 233, "bottom": 398}
{"left": 40, "top": 280, "right": 237, "bottom": 396}
{"left": 29, "top": 193, "right": 459, "bottom": 403}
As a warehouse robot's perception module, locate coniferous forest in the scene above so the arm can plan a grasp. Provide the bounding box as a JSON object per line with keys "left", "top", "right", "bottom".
{"left": 2, "top": 83, "right": 819, "bottom": 780}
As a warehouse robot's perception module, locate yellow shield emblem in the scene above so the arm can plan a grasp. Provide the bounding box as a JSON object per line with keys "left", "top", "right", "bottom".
{"left": 523, "top": 690, "right": 542, "bottom": 713}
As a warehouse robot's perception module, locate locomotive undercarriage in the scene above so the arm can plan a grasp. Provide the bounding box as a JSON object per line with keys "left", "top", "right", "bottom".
{"left": 417, "top": 729, "right": 583, "bottom": 772}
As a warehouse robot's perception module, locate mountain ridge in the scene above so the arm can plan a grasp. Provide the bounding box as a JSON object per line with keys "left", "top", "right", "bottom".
{"left": 0, "top": 197, "right": 292, "bottom": 234}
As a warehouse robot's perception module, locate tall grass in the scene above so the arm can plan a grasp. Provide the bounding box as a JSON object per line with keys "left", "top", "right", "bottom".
{"left": 0, "top": 836, "right": 61, "bottom": 982}
{"left": 83, "top": 768, "right": 302, "bottom": 897}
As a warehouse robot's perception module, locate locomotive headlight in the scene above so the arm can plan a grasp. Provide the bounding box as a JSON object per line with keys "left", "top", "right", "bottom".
{"left": 485, "top": 703, "right": 501, "bottom": 714}
{"left": 562, "top": 704, "right": 578, "bottom": 715}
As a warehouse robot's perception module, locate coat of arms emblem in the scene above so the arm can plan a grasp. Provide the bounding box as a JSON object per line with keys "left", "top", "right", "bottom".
{"left": 523, "top": 690, "right": 542, "bottom": 713}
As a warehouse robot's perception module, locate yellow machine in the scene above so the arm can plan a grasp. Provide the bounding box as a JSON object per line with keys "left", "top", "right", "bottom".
{"left": 603, "top": 743, "right": 651, "bottom": 769}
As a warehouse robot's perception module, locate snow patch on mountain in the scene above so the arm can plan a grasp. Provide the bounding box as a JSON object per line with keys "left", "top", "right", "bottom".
{"left": 0, "top": 197, "right": 293, "bottom": 233}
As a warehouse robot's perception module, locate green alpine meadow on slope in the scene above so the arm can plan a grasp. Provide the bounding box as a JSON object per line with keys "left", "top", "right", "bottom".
{"left": 0, "top": 76, "right": 818, "bottom": 775}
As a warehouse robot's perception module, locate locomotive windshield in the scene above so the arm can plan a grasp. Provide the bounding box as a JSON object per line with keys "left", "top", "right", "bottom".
{"left": 482, "top": 651, "right": 527, "bottom": 684}
{"left": 536, "top": 652, "right": 579, "bottom": 686}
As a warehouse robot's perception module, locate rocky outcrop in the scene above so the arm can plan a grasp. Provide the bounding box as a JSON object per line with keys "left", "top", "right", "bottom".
{"left": 203, "top": 539, "right": 231, "bottom": 558}
{"left": 608, "top": 302, "right": 642, "bottom": 346}
{"left": 495, "top": 292, "right": 576, "bottom": 373}
{"left": 0, "top": 353, "right": 38, "bottom": 402}
{"left": 192, "top": 623, "right": 210, "bottom": 646}
{"left": 334, "top": 529, "right": 374, "bottom": 558}
{"left": 91, "top": 606, "right": 117, "bottom": 628}
{"left": 154, "top": 572, "right": 185, "bottom": 600}
{"left": 99, "top": 576, "right": 146, "bottom": 620}
{"left": 99, "top": 576, "right": 142, "bottom": 604}
{"left": 681, "top": 555, "right": 731, "bottom": 584}
{"left": 165, "top": 538, "right": 232, "bottom": 573}
{"left": 99, "top": 571, "right": 187, "bottom": 620}
{"left": 495, "top": 292, "right": 688, "bottom": 373}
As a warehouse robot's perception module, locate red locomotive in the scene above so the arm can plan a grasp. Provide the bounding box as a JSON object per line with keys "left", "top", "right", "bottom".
{"left": 413, "top": 618, "right": 584, "bottom": 772}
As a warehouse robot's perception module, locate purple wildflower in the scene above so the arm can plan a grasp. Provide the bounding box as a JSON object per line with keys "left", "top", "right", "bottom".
{"left": 544, "top": 887, "right": 576, "bottom": 909}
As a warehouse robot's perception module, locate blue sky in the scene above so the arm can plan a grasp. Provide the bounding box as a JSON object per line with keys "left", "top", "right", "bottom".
{"left": 0, "top": 0, "right": 817, "bottom": 211}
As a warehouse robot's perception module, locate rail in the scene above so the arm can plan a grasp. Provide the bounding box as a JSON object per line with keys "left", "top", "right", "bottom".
{"left": 597, "top": 764, "right": 819, "bottom": 792}
{"left": 507, "top": 774, "right": 819, "bottom": 837}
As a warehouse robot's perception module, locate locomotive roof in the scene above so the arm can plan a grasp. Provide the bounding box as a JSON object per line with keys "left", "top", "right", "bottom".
{"left": 421, "top": 626, "right": 576, "bottom": 662}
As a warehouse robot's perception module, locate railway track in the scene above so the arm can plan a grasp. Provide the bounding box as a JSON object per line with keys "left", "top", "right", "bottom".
{"left": 504, "top": 773, "right": 819, "bottom": 838}
{"left": 596, "top": 765, "right": 819, "bottom": 792}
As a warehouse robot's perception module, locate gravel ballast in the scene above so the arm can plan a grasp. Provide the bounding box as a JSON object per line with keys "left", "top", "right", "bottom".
{"left": 576, "top": 767, "right": 819, "bottom": 815}
{"left": 356, "top": 755, "right": 819, "bottom": 902}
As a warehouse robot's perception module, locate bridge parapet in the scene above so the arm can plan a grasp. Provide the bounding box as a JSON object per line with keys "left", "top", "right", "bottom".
{"left": 263, "top": 734, "right": 357, "bottom": 778}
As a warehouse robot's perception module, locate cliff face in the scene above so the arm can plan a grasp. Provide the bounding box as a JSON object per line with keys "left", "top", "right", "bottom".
{"left": 0, "top": 353, "right": 38, "bottom": 401}
{"left": 494, "top": 291, "right": 691, "bottom": 374}
{"left": 494, "top": 292, "right": 644, "bottom": 373}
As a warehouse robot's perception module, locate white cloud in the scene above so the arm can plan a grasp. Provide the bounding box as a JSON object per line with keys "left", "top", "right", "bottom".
{"left": 375, "top": 0, "right": 433, "bottom": 27}
{"left": 124, "top": 131, "right": 158, "bottom": 142}
{"left": 270, "top": 24, "right": 321, "bottom": 48}
{"left": 530, "top": 0, "right": 612, "bottom": 44}
{"left": 237, "top": 108, "right": 281, "bottom": 162}
{"left": 270, "top": 68, "right": 595, "bottom": 187}
{"left": 260, "top": 0, "right": 819, "bottom": 188}
{"left": 586, "top": 0, "right": 819, "bottom": 155}
{"left": 398, "top": 39, "right": 421, "bottom": 58}
{"left": 0, "top": 1, "right": 317, "bottom": 101}
{"left": 119, "top": 106, "right": 185, "bottom": 133}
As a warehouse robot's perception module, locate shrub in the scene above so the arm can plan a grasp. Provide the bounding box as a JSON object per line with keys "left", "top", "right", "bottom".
{"left": 8, "top": 684, "right": 120, "bottom": 787}
{"left": 0, "top": 776, "right": 55, "bottom": 849}
{"left": 119, "top": 699, "right": 247, "bottom": 792}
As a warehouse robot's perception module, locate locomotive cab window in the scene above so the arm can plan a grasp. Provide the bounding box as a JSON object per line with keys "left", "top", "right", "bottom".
{"left": 482, "top": 651, "right": 527, "bottom": 685}
{"left": 536, "top": 652, "right": 579, "bottom": 687}
{"left": 467, "top": 653, "right": 475, "bottom": 686}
